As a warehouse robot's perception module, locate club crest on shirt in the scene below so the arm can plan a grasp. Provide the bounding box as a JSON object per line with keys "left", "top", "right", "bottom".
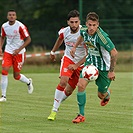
{"left": 14, "top": 30, "right": 17, "bottom": 34}
{"left": 85, "top": 41, "right": 95, "bottom": 48}
{"left": 63, "top": 68, "right": 68, "bottom": 72}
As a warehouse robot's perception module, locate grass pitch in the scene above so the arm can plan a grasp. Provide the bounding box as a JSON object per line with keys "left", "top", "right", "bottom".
{"left": 0, "top": 72, "right": 132, "bottom": 133}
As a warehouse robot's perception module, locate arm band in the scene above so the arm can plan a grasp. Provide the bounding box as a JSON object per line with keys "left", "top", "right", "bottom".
{"left": 50, "top": 51, "right": 55, "bottom": 55}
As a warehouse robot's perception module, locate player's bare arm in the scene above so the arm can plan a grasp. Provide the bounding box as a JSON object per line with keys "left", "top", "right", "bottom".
{"left": 50, "top": 37, "right": 63, "bottom": 62}
{"left": 13, "top": 36, "right": 31, "bottom": 55}
{"left": 0, "top": 36, "right": 5, "bottom": 55}
{"left": 108, "top": 48, "right": 118, "bottom": 80}
{"left": 68, "top": 55, "right": 86, "bottom": 70}
{"left": 70, "top": 35, "right": 83, "bottom": 58}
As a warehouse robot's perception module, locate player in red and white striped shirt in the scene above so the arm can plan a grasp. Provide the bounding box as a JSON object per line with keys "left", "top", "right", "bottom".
{"left": 0, "top": 9, "right": 34, "bottom": 102}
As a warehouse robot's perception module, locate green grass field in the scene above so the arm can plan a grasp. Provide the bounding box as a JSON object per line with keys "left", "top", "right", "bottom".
{"left": 0, "top": 72, "right": 132, "bottom": 133}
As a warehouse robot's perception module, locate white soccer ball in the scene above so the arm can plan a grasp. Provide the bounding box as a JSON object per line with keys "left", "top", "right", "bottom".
{"left": 82, "top": 65, "right": 99, "bottom": 81}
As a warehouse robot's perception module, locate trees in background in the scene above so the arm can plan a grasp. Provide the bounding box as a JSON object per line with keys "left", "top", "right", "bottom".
{"left": 0, "top": 0, "right": 132, "bottom": 50}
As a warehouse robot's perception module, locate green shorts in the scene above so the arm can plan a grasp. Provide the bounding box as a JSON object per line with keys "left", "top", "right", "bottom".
{"left": 80, "top": 69, "right": 111, "bottom": 94}
{"left": 95, "top": 70, "right": 111, "bottom": 93}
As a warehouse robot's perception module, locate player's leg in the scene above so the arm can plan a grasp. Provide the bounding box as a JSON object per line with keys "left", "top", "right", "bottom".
{"left": 50, "top": 70, "right": 80, "bottom": 120}
{"left": 13, "top": 71, "right": 33, "bottom": 94}
{"left": 61, "top": 84, "right": 74, "bottom": 102}
{"left": 48, "top": 56, "right": 74, "bottom": 120}
{"left": 13, "top": 53, "right": 33, "bottom": 94}
{"left": 61, "top": 67, "right": 81, "bottom": 102}
{"left": 48, "top": 76, "right": 69, "bottom": 120}
{"left": 72, "top": 78, "right": 88, "bottom": 123}
{"left": 50, "top": 63, "right": 81, "bottom": 112}
{"left": 99, "top": 88, "right": 111, "bottom": 106}
{"left": 96, "top": 71, "right": 111, "bottom": 106}
{"left": 48, "top": 70, "right": 78, "bottom": 120}
{"left": 0, "top": 67, "right": 10, "bottom": 102}
{"left": 0, "top": 52, "right": 12, "bottom": 102}
{"left": 52, "top": 76, "right": 69, "bottom": 112}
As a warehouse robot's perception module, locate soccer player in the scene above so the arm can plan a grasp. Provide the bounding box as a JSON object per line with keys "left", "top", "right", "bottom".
{"left": 70, "top": 12, "right": 118, "bottom": 123}
{"left": 0, "top": 9, "right": 34, "bottom": 102}
{"left": 47, "top": 10, "right": 87, "bottom": 120}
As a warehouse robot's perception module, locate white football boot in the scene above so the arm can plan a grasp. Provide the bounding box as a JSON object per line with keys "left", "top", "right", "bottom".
{"left": 0, "top": 96, "right": 6, "bottom": 102}
{"left": 27, "top": 78, "right": 34, "bottom": 94}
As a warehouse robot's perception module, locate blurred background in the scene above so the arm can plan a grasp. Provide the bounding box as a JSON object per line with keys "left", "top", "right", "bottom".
{"left": 0, "top": 0, "right": 132, "bottom": 72}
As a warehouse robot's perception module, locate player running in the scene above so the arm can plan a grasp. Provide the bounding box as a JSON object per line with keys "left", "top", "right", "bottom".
{"left": 0, "top": 9, "right": 34, "bottom": 102}
{"left": 48, "top": 10, "right": 87, "bottom": 121}
{"left": 70, "top": 12, "right": 118, "bottom": 123}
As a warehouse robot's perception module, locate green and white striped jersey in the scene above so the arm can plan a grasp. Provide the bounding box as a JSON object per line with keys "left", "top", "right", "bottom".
{"left": 80, "top": 26, "right": 115, "bottom": 71}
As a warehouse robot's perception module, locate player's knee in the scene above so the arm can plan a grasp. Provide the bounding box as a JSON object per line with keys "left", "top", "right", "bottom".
{"left": 64, "top": 90, "right": 72, "bottom": 96}
{"left": 59, "top": 81, "right": 67, "bottom": 88}
{"left": 14, "top": 74, "right": 21, "bottom": 80}
{"left": 77, "top": 82, "right": 85, "bottom": 91}
{"left": 2, "top": 70, "right": 8, "bottom": 75}
{"left": 64, "top": 88, "right": 73, "bottom": 96}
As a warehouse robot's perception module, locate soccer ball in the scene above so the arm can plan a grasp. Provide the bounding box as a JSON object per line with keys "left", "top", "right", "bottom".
{"left": 82, "top": 65, "right": 99, "bottom": 81}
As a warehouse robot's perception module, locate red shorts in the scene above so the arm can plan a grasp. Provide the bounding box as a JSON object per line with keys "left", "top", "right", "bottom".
{"left": 2, "top": 52, "right": 26, "bottom": 72}
{"left": 60, "top": 56, "right": 83, "bottom": 89}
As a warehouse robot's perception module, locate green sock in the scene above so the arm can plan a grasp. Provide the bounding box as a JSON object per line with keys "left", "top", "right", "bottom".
{"left": 77, "top": 91, "right": 86, "bottom": 116}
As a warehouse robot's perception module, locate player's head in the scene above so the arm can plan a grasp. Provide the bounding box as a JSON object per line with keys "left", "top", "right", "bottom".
{"left": 86, "top": 12, "right": 99, "bottom": 36}
{"left": 67, "top": 10, "right": 80, "bottom": 33}
{"left": 7, "top": 9, "right": 17, "bottom": 24}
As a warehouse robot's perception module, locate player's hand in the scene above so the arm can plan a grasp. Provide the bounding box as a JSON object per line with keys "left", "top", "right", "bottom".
{"left": 108, "top": 71, "right": 115, "bottom": 81}
{"left": 70, "top": 47, "right": 76, "bottom": 58}
{"left": 68, "top": 64, "right": 78, "bottom": 70}
{"left": 50, "top": 54, "right": 56, "bottom": 62}
{"left": 13, "top": 49, "right": 20, "bottom": 56}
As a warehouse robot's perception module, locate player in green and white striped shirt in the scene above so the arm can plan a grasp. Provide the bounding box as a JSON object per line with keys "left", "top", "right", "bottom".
{"left": 70, "top": 12, "right": 118, "bottom": 123}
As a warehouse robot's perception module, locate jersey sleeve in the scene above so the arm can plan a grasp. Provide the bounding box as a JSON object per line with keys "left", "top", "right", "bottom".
{"left": 19, "top": 25, "right": 30, "bottom": 40}
{"left": 97, "top": 28, "right": 115, "bottom": 52}
{"left": 58, "top": 28, "right": 64, "bottom": 39}
{"left": 104, "top": 37, "right": 115, "bottom": 51}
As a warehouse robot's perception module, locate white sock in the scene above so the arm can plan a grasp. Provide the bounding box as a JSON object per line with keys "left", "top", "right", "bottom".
{"left": 1, "top": 75, "right": 8, "bottom": 97}
{"left": 52, "top": 89, "right": 64, "bottom": 112}
{"left": 19, "top": 74, "right": 30, "bottom": 84}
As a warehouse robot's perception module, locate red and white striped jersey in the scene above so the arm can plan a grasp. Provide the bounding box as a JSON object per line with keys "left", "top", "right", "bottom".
{"left": 58, "top": 25, "right": 86, "bottom": 64}
{"left": 1, "top": 20, "right": 30, "bottom": 54}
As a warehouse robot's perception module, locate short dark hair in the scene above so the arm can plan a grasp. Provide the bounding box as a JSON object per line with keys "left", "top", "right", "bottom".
{"left": 67, "top": 10, "right": 80, "bottom": 20}
{"left": 8, "top": 9, "right": 16, "bottom": 12}
{"left": 86, "top": 12, "right": 99, "bottom": 22}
